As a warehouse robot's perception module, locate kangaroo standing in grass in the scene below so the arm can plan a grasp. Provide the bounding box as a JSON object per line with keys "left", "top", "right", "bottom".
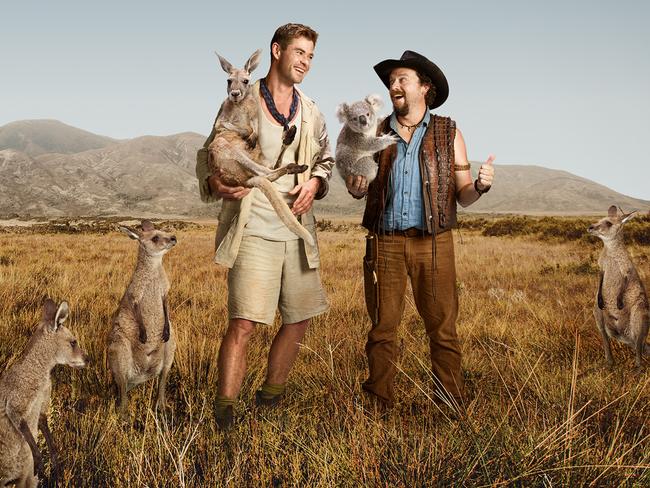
{"left": 0, "top": 299, "right": 87, "bottom": 488}
{"left": 588, "top": 206, "right": 649, "bottom": 370}
{"left": 108, "top": 220, "right": 177, "bottom": 413}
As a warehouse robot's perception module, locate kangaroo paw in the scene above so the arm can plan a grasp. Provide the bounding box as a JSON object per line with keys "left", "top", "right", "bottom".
{"left": 286, "top": 164, "right": 308, "bottom": 174}
{"left": 246, "top": 132, "right": 258, "bottom": 149}
{"left": 139, "top": 328, "right": 147, "bottom": 344}
{"left": 283, "top": 125, "right": 297, "bottom": 145}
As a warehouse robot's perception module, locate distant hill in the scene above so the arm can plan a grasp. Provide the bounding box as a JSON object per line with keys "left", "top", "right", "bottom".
{"left": 450, "top": 164, "right": 649, "bottom": 215}
{"left": 0, "top": 119, "right": 648, "bottom": 218}
{"left": 0, "top": 119, "right": 117, "bottom": 156}
{"left": 0, "top": 131, "right": 210, "bottom": 218}
{"left": 319, "top": 164, "right": 650, "bottom": 218}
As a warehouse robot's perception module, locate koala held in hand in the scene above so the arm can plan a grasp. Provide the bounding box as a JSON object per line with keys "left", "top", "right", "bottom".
{"left": 335, "top": 94, "right": 399, "bottom": 184}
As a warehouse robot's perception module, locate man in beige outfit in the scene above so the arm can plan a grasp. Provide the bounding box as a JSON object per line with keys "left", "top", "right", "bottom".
{"left": 196, "top": 23, "right": 333, "bottom": 428}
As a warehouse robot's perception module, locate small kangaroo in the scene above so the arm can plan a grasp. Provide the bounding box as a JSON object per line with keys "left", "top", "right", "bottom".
{"left": 107, "top": 220, "right": 177, "bottom": 413}
{"left": 588, "top": 206, "right": 650, "bottom": 370}
{"left": 0, "top": 299, "right": 88, "bottom": 488}
{"left": 208, "top": 50, "right": 318, "bottom": 246}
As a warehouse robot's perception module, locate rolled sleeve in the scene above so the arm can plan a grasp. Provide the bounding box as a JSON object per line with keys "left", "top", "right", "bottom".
{"left": 311, "top": 110, "right": 334, "bottom": 200}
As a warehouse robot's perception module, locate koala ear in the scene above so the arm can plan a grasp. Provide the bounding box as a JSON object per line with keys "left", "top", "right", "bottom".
{"left": 336, "top": 103, "right": 350, "bottom": 123}
{"left": 365, "top": 94, "right": 384, "bottom": 111}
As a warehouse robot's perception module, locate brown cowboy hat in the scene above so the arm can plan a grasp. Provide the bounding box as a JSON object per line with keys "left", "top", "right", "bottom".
{"left": 373, "top": 50, "right": 449, "bottom": 109}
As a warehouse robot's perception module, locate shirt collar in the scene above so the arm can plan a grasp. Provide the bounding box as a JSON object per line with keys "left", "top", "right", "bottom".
{"left": 389, "top": 109, "right": 431, "bottom": 132}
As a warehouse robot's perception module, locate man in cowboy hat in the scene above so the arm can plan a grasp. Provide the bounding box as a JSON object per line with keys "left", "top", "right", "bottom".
{"left": 345, "top": 50, "right": 495, "bottom": 410}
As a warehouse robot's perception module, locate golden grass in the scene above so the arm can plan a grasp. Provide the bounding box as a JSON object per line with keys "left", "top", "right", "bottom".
{"left": 0, "top": 224, "right": 648, "bottom": 486}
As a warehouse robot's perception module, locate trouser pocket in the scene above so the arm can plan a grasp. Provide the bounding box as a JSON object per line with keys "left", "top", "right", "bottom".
{"left": 363, "top": 233, "right": 379, "bottom": 325}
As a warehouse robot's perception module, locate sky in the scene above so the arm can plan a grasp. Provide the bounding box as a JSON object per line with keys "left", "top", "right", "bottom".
{"left": 1, "top": 0, "right": 649, "bottom": 200}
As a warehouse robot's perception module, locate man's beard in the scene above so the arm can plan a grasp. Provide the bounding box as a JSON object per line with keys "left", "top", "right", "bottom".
{"left": 391, "top": 92, "right": 410, "bottom": 116}
{"left": 393, "top": 100, "right": 410, "bottom": 116}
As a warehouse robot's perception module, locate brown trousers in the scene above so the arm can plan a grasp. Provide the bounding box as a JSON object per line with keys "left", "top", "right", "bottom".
{"left": 362, "top": 230, "right": 463, "bottom": 404}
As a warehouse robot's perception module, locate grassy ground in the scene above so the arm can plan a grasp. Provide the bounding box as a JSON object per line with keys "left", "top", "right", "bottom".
{"left": 0, "top": 220, "right": 648, "bottom": 487}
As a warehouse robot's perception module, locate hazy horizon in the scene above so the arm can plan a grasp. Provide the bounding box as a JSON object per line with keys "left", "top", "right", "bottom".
{"left": 2, "top": 0, "right": 649, "bottom": 200}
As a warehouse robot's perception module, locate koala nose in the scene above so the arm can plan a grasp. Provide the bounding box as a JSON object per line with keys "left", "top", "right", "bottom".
{"left": 359, "top": 115, "right": 367, "bottom": 125}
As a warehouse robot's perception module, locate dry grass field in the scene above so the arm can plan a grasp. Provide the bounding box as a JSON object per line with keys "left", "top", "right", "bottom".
{"left": 0, "top": 218, "right": 648, "bottom": 487}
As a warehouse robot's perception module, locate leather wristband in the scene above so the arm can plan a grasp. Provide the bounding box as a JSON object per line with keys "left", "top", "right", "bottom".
{"left": 474, "top": 178, "right": 490, "bottom": 196}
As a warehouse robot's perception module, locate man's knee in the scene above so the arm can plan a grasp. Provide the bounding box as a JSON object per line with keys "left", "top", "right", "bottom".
{"left": 226, "top": 318, "right": 256, "bottom": 342}
{"left": 284, "top": 318, "right": 309, "bottom": 330}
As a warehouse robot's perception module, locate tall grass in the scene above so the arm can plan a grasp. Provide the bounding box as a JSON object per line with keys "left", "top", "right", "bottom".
{"left": 0, "top": 220, "right": 648, "bottom": 486}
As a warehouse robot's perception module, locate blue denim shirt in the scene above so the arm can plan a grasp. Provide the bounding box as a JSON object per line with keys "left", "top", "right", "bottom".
{"left": 383, "top": 111, "right": 431, "bottom": 231}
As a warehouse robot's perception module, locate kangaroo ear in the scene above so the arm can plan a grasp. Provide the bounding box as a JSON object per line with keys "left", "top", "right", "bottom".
{"left": 215, "top": 52, "right": 234, "bottom": 74}
{"left": 53, "top": 302, "right": 69, "bottom": 331}
{"left": 244, "top": 49, "right": 262, "bottom": 74}
{"left": 365, "top": 94, "right": 384, "bottom": 111}
{"left": 42, "top": 298, "right": 58, "bottom": 323}
{"left": 140, "top": 220, "right": 155, "bottom": 232}
{"left": 336, "top": 103, "right": 350, "bottom": 123}
{"left": 119, "top": 226, "right": 140, "bottom": 240}
{"left": 607, "top": 205, "right": 617, "bottom": 218}
{"left": 621, "top": 210, "right": 637, "bottom": 224}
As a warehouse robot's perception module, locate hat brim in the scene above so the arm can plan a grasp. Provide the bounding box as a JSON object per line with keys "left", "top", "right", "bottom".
{"left": 374, "top": 57, "right": 449, "bottom": 109}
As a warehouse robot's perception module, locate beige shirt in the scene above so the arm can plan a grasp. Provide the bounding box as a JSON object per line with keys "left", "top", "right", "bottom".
{"left": 195, "top": 80, "right": 334, "bottom": 269}
{"left": 243, "top": 99, "right": 302, "bottom": 241}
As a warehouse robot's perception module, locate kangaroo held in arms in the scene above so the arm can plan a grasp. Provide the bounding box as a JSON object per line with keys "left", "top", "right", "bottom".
{"left": 108, "top": 220, "right": 177, "bottom": 413}
{"left": 588, "top": 206, "right": 649, "bottom": 371}
{"left": 207, "top": 49, "right": 317, "bottom": 246}
{"left": 0, "top": 299, "right": 88, "bottom": 488}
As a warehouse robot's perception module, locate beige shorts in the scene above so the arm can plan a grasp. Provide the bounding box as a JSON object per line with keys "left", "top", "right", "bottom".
{"left": 228, "top": 235, "right": 329, "bottom": 325}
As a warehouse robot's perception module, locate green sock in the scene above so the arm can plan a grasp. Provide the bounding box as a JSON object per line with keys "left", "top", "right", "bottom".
{"left": 259, "top": 382, "right": 286, "bottom": 399}
{"left": 214, "top": 395, "right": 236, "bottom": 417}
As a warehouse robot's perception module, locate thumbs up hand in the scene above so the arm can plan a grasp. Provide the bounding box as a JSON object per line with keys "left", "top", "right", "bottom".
{"left": 476, "top": 154, "right": 495, "bottom": 191}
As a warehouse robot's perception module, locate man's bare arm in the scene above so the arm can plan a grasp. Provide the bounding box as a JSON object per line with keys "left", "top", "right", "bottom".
{"left": 454, "top": 127, "right": 494, "bottom": 207}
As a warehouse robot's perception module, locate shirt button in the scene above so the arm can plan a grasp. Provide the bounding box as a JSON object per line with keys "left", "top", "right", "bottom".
{"left": 405, "top": 171, "right": 409, "bottom": 174}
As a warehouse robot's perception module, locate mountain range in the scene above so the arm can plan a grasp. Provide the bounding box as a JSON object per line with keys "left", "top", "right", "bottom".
{"left": 0, "top": 119, "right": 648, "bottom": 219}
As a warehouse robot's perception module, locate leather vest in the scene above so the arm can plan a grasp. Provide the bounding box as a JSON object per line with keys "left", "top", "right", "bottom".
{"left": 362, "top": 114, "right": 457, "bottom": 235}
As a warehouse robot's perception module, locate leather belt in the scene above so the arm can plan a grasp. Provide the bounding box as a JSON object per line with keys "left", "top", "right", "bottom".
{"left": 388, "top": 227, "right": 429, "bottom": 237}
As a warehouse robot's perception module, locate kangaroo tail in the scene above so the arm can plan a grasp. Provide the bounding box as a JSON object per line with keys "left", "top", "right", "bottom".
{"left": 248, "top": 176, "right": 315, "bottom": 246}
